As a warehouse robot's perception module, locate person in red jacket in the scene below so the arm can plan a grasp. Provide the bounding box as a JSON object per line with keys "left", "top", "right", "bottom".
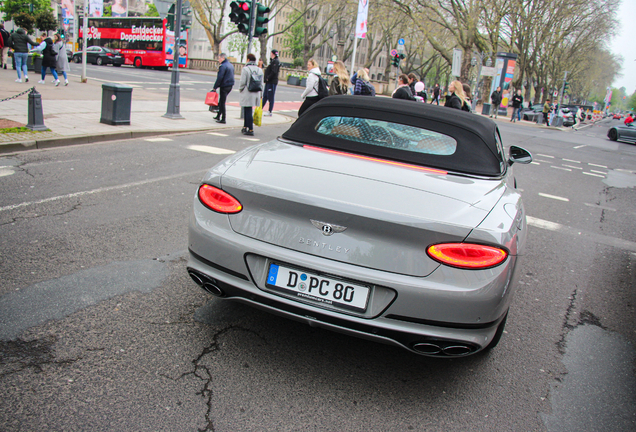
{"left": 625, "top": 113, "right": 634, "bottom": 125}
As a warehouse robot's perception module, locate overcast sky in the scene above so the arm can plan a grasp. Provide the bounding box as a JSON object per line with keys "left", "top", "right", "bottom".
{"left": 610, "top": 0, "right": 636, "bottom": 92}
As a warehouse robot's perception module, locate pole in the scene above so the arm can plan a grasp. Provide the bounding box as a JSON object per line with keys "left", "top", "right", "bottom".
{"left": 81, "top": 0, "right": 88, "bottom": 83}
{"left": 557, "top": 71, "right": 568, "bottom": 109}
{"left": 247, "top": 0, "right": 255, "bottom": 55}
{"left": 351, "top": 37, "right": 357, "bottom": 82}
{"left": 164, "top": 0, "right": 184, "bottom": 119}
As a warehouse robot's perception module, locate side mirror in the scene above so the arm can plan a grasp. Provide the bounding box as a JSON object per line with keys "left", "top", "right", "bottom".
{"left": 508, "top": 145, "right": 532, "bottom": 166}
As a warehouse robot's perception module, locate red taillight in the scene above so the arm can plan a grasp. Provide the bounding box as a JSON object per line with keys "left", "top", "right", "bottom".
{"left": 427, "top": 243, "right": 508, "bottom": 269}
{"left": 198, "top": 184, "right": 242, "bottom": 213}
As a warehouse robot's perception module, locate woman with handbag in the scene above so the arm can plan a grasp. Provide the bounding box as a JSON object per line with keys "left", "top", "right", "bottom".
{"left": 238, "top": 53, "right": 263, "bottom": 136}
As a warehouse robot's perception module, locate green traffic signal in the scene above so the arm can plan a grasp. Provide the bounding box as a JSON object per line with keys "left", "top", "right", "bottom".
{"left": 254, "top": 3, "right": 270, "bottom": 36}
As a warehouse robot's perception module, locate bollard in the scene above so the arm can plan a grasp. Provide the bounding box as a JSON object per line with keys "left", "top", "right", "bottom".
{"left": 26, "top": 87, "right": 48, "bottom": 131}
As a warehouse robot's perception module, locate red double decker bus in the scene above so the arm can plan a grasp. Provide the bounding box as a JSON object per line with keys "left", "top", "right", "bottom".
{"left": 79, "top": 17, "right": 188, "bottom": 69}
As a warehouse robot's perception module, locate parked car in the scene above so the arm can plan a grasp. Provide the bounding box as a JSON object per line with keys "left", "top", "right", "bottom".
{"left": 613, "top": 113, "right": 622, "bottom": 120}
{"left": 521, "top": 104, "right": 544, "bottom": 122}
{"left": 187, "top": 96, "right": 533, "bottom": 357}
{"left": 66, "top": 48, "right": 73, "bottom": 61}
{"left": 608, "top": 123, "right": 636, "bottom": 143}
{"left": 557, "top": 107, "right": 575, "bottom": 126}
{"left": 72, "top": 46, "right": 124, "bottom": 66}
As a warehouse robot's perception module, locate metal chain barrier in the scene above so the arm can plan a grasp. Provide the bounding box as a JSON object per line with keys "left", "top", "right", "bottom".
{"left": 0, "top": 87, "right": 36, "bottom": 103}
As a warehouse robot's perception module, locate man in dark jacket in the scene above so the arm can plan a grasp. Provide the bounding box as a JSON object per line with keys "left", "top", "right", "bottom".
{"left": 490, "top": 86, "right": 502, "bottom": 118}
{"left": 0, "top": 23, "right": 10, "bottom": 69}
{"left": 262, "top": 49, "right": 280, "bottom": 116}
{"left": 431, "top": 84, "right": 440, "bottom": 104}
{"left": 510, "top": 90, "right": 523, "bottom": 122}
{"left": 212, "top": 53, "right": 235, "bottom": 124}
{"left": 9, "top": 27, "right": 38, "bottom": 82}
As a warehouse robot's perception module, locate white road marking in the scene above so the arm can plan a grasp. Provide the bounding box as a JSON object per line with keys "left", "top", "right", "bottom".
{"left": 145, "top": 137, "right": 173, "bottom": 142}
{"left": 616, "top": 169, "right": 635, "bottom": 173}
{"left": 573, "top": 145, "right": 586, "bottom": 149}
{"left": 0, "top": 168, "right": 14, "bottom": 177}
{"left": 0, "top": 170, "right": 204, "bottom": 213}
{"left": 563, "top": 159, "right": 580, "bottom": 163}
{"left": 588, "top": 163, "right": 607, "bottom": 168}
{"left": 531, "top": 162, "right": 541, "bottom": 165}
{"left": 535, "top": 159, "right": 553, "bottom": 163}
{"left": 583, "top": 172, "right": 605, "bottom": 178}
{"left": 591, "top": 170, "right": 607, "bottom": 174}
{"left": 563, "top": 164, "right": 583, "bottom": 170}
{"left": 527, "top": 216, "right": 636, "bottom": 252}
{"left": 186, "top": 145, "right": 235, "bottom": 154}
{"left": 537, "top": 154, "right": 554, "bottom": 158}
{"left": 539, "top": 193, "right": 570, "bottom": 202}
{"left": 207, "top": 132, "right": 228, "bottom": 137}
{"left": 584, "top": 203, "right": 616, "bottom": 211}
{"left": 241, "top": 138, "right": 260, "bottom": 142}
{"left": 551, "top": 166, "right": 572, "bottom": 172}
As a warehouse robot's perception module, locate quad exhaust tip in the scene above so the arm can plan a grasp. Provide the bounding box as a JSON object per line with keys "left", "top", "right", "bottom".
{"left": 188, "top": 269, "right": 225, "bottom": 297}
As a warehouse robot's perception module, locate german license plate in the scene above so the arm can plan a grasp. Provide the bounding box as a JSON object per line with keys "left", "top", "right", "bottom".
{"left": 266, "top": 263, "right": 370, "bottom": 313}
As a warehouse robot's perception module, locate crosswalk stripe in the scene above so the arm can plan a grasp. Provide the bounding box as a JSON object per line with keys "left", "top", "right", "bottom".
{"left": 186, "top": 145, "right": 236, "bottom": 154}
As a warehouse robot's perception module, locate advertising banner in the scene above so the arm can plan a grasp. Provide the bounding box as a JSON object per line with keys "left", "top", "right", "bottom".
{"left": 355, "top": 0, "right": 369, "bottom": 39}
{"left": 111, "top": 0, "right": 128, "bottom": 17}
{"left": 90, "top": 0, "right": 104, "bottom": 17}
{"left": 165, "top": 29, "right": 188, "bottom": 68}
{"left": 61, "top": 0, "right": 75, "bottom": 32}
{"left": 490, "top": 53, "right": 518, "bottom": 112}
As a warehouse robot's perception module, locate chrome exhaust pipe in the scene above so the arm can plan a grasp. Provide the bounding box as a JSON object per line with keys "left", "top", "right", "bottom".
{"left": 442, "top": 345, "right": 472, "bottom": 356}
{"left": 412, "top": 342, "right": 442, "bottom": 355}
{"left": 412, "top": 340, "right": 475, "bottom": 357}
{"left": 188, "top": 269, "right": 225, "bottom": 297}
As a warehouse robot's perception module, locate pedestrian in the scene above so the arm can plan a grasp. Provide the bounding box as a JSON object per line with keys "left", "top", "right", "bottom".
{"left": 353, "top": 68, "right": 375, "bottom": 96}
{"left": 444, "top": 80, "right": 468, "bottom": 110}
{"left": 53, "top": 33, "right": 70, "bottom": 86}
{"left": 211, "top": 52, "right": 235, "bottom": 124}
{"left": 542, "top": 99, "right": 551, "bottom": 125}
{"left": 624, "top": 113, "right": 634, "bottom": 126}
{"left": 257, "top": 58, "right": 264, "bottom": 69}
{"left": 238, "top": 53, "right": 263, "bottom": 136}
{"left": 490, "top": 86, "right": 502, "bottom": 118}
{"left": 0, "top": 23, "right": 9, "bottom": 69}
{"left": 298, "top": 58, "right": 322, "bottom": 116}
{"left": 329, "top": 60, "right": 349, "bottom": 95}
{"left": 36, "top": 33, "right": 60, "bottom": 85}
{"left": 510, "top": 90, "right": 523, "bottom": 122}
{"left": 262, "top": 49, "right": 280, "bottom": 117}
{"left": 431, "top": 83, "right": 440, "bottom": 104}
{"left": 8, "top": 27, "right": 37, "bottom": 83}
{"left": 392, "top": 74, "right": 415, "bottom": 100}
{"left": 408, "top": 73, "right": 427, "bottom": 101}
{"left": 462, "top": 83, "right": 472, "bottom": 112}
{"left": 350, "top": 67, "right": 370, "bottom": 94}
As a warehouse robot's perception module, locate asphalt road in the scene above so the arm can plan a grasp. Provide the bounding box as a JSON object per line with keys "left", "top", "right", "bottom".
{"left": 0, "top": 103, "right": 635, "bottom": 430}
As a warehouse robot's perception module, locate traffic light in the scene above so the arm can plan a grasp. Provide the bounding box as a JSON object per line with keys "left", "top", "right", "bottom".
{"left": 564, "top": 81, "right": 569, "bottom": 92}
{"left": 181, "top": 0, "right": 192, "bottom": 30}
{"left": 167, "top": 3, "right": 175, "bottom": 31}
{"left": 230, "top": 1, "right": 251, "bottom": 35}
{"left": 391, "top": 54, "right": 400, "bottom": 67}
{"left": 254, "top": 3, "right": 270, "bottom": 36}
{"left": 58, "top": 28, "right": 65, "bottom": 38}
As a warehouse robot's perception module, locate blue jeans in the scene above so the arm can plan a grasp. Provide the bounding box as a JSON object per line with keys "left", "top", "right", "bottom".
{"left": 41, "top": 66, "right": 59, "bottom": 81}
{"left": 14, "top": 52, "right": 28, "bottom": 79}
{"left": 262, "top": 83, "right": 277, "bottom": 113}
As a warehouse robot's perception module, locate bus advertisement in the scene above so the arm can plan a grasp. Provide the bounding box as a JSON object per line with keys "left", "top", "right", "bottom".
{"left": 79, "top": 17, "right": 187, "bottom": 69}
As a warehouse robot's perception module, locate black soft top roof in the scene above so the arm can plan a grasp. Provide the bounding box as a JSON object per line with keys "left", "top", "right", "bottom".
{"left": 282, "top": 96, "right": 503, "bottom": 176}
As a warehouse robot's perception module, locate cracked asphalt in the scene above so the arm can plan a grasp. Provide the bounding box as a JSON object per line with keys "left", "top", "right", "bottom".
{"left": 0, "top": 120, "right": 635, "bottom": 431}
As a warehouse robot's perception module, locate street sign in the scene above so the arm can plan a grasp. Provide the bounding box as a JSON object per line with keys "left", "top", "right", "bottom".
{"left": 331, "top": 55, "right": 337, "bottom": 62}
{"left": 553, "top": 91, "right": 558, "bottom": 97}
{"left": 397, "top": 44, "right": 404, "bottom": 53}
{"left": 390, "top": 49, "right": 397, "bottom": 57}
{"left": 452, "top": 48, "right": 462, "bottom": 77}
{"left": 480, "top": 66, "right": 496, "bottom": 77}
{"left": 398, "top": 38, "right": 405, "bottom": 45}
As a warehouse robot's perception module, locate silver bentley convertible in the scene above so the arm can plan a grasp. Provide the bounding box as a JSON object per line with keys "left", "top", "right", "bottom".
{"left": 188, "top": 96, "right": 532, "bottom": 357}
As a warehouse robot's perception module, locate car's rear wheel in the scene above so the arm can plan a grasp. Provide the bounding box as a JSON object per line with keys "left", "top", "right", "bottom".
{"left": 96, "top": 57, "right": 103, "bottom": 66}
{"left": 73, "top": 55, "right": 81, "bottom": 63}
{"left": 133, "top": 57, "right": 142, "bottom": 68}
{"left": 609, "top": 129, "right": 618, "bottom": 141}
{"left": 483, "top": 311, "right": 508, "bottom": 351}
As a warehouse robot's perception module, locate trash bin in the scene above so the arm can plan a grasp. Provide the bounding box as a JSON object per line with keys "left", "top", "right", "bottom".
{"left": 100, "top": 83, "right": 133, "bottom": 125}
{"left": 482, "top": 103, "right": 492, "bottom": 116}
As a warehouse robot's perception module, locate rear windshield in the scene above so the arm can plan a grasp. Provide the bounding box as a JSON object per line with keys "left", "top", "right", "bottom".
{"left": 315, "top": 116, "right": 457, "bottom": 156}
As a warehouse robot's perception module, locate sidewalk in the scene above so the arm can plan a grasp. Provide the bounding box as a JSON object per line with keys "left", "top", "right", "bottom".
{"left": 0, "top": 68, "right": 292, "bottom": 154}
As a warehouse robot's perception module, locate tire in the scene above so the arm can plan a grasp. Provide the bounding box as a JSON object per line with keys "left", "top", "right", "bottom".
{"left": 133, "top": 57, "right": 142, "bottom": 68}
{"left": 609, "top": 129, "right": 618, "bottom": 141}
{"left": 483, "top": 311, "right": 508, "bottom": 351}
{"left": 73, "top": 55, "right": 81, "bottom": 63}
{"left": 96, "top": 57, "right": 103, "bottom": 66}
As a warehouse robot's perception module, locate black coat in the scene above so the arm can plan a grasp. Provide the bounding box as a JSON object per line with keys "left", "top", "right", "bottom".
{"left": 393, "top": 86, "right": 415, "bottom": 101}
{"left": 264, "top": 56, "right": 280, "bottom": 85}
{"left": 41, "top": 38, "right": 57, "bottom": 68}
{"left": 490, "top": 90, "right": 502, "bottom": 106}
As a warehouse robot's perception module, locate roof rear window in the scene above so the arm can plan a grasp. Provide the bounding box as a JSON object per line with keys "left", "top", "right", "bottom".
{"left": 315, "top": 116, "right": 457, "bottom": 156}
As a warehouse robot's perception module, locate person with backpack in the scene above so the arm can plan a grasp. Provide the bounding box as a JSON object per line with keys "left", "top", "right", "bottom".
{"left": 35, "top": 33, "right": 60, "bottom": 86}
{"left": 328, "top": 61, "right": 349, "bottom": 95}
{"left": 238, "top": 53, "right": 263, "bottom": 136}
{"left": 262, "top": 49, "right": 280, "bottom": 117}
{"left": 298, "top": 58, "right": 323, "bottom": 116}
{"left": 353, "top": 69, "right": 375, "bottom": 96}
